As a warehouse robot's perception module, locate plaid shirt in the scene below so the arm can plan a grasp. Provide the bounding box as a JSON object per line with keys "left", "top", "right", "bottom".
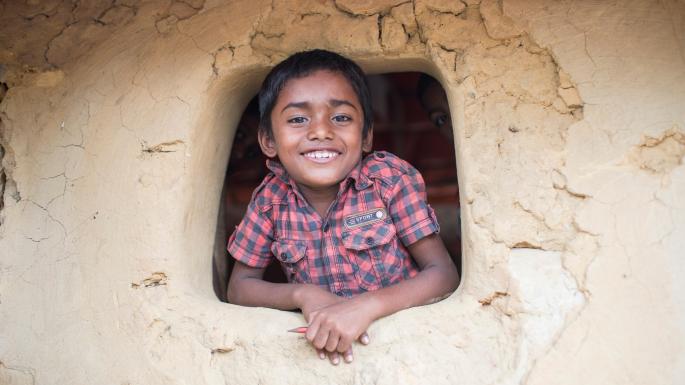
{"left": 227, "top": 151, "right": 439, "bottom": 298}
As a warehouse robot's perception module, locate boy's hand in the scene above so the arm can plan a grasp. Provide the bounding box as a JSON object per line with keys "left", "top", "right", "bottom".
{"left": 296, "top": 284, "right": 346, "bottom": 321}
{"left": 315, "top": 332, "right": 370, "bottom": 365}
{"left": 305, "top": 296, "right": 377, "bottom": 363}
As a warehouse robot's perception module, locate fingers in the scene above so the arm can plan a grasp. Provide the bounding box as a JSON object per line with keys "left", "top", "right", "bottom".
{"left": 315, "top": 349, "right": 349, "bottom": 365}
{"left": 342, "top": 347, "right": 353, "bottom": 363}
{"left": 312, "top": 327, "right": 330, "bottom": 350}
{"left": 306, "top": 317, "right": 333, "bottom": 351}
{"left": 324, "top": 330, "right": 340, "bottom": 352}
{"left": 336, "top": 331, "right": 367, "bottom": 358}
{"left": 359, "top": 331, "right": 370, "bottom": 345}
{"left": 336, "top": 334, "right": 353, "bottom": 354}
{"left": 304, "top": 319, "right": 320, "bottom": 343}
{"left": 304, "top": 308, "right": 319, "bottom": 324}
{"left": 311, "top": 333, "right": 367, "bottom": 365}
{"left": 305, "top": 314, "right": 370, "bottom": 365}
{"left": 328, "top": 351, "right": 341, "bottom": 365}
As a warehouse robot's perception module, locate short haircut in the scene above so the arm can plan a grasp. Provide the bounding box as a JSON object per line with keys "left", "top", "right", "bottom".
{"left": 257, "top": 49, "right": 373, "bottom": 139}
{"left": 416, "top": 73, "right": 441, "bottom": 109}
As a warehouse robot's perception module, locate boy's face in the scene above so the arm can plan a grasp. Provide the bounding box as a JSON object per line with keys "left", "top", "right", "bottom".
{"left": 422, "top": 82, "right": 453, "bottom": 139}
{"left": 258, "top": 70, "right": 372, "bottom": 196}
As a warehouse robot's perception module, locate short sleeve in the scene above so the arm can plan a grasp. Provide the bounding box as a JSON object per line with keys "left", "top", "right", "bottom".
{"left": 385, "top": 166, "right": 440, "bottom": 246}
{"left": 227, "top": 199, "right": 274, "bottom": 268}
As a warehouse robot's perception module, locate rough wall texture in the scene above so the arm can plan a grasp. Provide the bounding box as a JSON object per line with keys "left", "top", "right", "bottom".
{"left": 0, "top": 0, "right": 683, "bottom": 384}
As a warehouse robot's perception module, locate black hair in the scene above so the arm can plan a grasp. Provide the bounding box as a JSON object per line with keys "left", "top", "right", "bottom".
{"left": 257, "top": 49, "right": 373, "bottom": 139}
{"left": 416, "top": 73, "right": 441, "bottom": 109}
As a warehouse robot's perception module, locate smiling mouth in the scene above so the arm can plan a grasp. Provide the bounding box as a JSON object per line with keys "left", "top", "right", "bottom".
{"left": 303, "top": 150, "right": 340, "bottom": 162}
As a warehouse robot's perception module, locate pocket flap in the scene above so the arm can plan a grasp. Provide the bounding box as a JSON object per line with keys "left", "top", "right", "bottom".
{"left": 271, "top": 240, "right": 307, "bottom": 263}
{"left": 342, "top": 222, "right": 397, "bottom": 251}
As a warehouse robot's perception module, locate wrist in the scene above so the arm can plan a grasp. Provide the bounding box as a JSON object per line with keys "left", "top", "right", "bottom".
{"left": 291, "top": 284, "right": 307, "bottom": 308}
{"left": 355, "top": 292, "right": 385, "bottom": 321}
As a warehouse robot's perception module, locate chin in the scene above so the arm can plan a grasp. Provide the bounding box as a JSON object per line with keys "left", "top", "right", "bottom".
{"left": 304, "top": 173, "right": 344, "bottom": 187}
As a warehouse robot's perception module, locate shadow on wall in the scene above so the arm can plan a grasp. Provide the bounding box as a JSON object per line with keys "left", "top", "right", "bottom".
{"left": 212, "top": 72, "right": 461, "bottom": 302}
{"left": 0, "top": 81, "right": 8, "bottom": 225}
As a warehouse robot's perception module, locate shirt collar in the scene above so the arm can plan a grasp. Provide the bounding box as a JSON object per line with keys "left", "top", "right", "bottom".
{"left": 265, "top": 159, "right": 307, "bottom": 208}
{"left": 345, "top": 157, "right": 373, "bottom": 190}
{"left": 265, "top": 158, "right": 289, "bottom": 183}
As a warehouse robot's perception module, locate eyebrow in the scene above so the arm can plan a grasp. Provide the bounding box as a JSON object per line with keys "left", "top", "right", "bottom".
{"left": 329, "top": 99, "right": 358, "bottom": 110}
{"left": 281, "top": 99, "right": 358, "bottom": 113}
{"left": 281, "top": 101, "right": 309, "bottom": 113}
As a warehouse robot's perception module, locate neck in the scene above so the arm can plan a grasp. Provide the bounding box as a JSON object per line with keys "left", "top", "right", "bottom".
{"left": 297, "top": 183, "right": 338, "bottom": 218}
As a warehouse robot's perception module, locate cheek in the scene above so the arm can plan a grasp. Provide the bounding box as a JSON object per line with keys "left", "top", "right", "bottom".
{"left": 280, "top": 136, "right": 301, "bottom": 151}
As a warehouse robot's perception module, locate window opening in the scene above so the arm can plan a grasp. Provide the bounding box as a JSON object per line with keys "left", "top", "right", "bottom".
{"left": 213, "top": 72, "right": 460, "bottom": 302}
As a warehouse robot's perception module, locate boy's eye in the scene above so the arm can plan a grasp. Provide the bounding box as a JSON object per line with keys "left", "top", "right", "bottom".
{"left": 332, "top": 115, "right": 351, "bottom": 123}
{"left": 288, "top": 116, "right": 308, "bottom": 124}
{"left": 432, "top": 113, "right": 448, "bottom": 128}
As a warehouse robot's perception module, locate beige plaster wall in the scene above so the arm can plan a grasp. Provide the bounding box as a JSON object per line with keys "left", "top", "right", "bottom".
{"left": 0, "top": 0, "right": 683, "bottom": 384}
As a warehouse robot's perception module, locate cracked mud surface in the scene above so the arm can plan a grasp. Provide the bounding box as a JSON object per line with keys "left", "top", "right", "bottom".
{"left": 0, "top": 0, "right": 684, "bottom": 384}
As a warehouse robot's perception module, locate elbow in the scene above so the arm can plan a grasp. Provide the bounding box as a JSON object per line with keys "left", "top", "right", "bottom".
{"left": 226, "top": 279, "right": 244, "bottom": 305}
{"left": 226, "top": 261, "right": 264, "bottom": 305}
{"left": 444, "top": 260, "right": 460, "bottom": 294}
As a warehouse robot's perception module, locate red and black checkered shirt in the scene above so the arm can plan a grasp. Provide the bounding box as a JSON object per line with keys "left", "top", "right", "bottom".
{"left": 227, "top": 151, "right": 440, "bottom": 298}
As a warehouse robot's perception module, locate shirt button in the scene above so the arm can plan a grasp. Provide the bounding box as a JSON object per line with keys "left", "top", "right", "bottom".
{"left": 323, "top": 223, "right": 330, "bottom": 232}
{"left": 376, "top": 152, "right": 385, "bottom": 159}
{"left": 280, "top": 252, "right": 287, "bottom": 258}
{"left": 365, "top": 237, "right": 374, "bottom": 245}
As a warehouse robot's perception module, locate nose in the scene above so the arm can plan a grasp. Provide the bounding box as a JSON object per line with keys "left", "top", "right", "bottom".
{"left": 306, "top": 116, "right": 333, "bottom": 141}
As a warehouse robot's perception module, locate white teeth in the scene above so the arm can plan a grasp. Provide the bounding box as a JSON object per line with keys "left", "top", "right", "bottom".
{"left": 304, "top": 150, "right": 338, "bottom": 159}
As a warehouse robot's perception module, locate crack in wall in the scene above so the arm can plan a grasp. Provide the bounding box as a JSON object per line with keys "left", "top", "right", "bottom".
{"left": 0, "top": 143, "right": 5, "bottom": 222}
{"left": 0, "top": 361, "right": 36, "bottom": 385}
{"left": 132, "top": 271, "right": 169, "bottom": 288}
{"left": 141, "top": 139, "right": 186, "bottom": 154}
{"left": 26, "top": 199, "right": 67, "bottom": 238}
{"left": 629, "top": 127, "right": 685, "bottom": 175}
{"left": 93, "top": 0, "right": 138, "bottom": 25}
{"left": 43, "top": 1, "right": 80, "bottom": 69}
{"left": 20, "top": 0, "right": 63, "bottom": 21}
{"left": 154, "top": 0, "right": 206, "bottom": 33}
{"left": 0, "top": 81, "right": 9, "bottom": 228}
{"left": 422, "top": 0, "right": 467, "bottom": 18}
{"left": 210, "top": 45, "right": 235, "bottom": 77}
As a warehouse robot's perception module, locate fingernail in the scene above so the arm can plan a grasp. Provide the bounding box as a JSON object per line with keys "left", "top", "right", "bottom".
{"left": 344, "top": 353, "right": 353, "bottom": 363}
{"left": 319, "top": 352, "right": 326, "bottom": 359}
{"left": 332, "top": 357, "right": 340, "bottom": 365}
{"left": 361, "top": 335, "right": 370, "bottom": 344}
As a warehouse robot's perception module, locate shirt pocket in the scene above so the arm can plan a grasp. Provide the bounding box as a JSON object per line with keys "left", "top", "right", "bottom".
{"left": 271, "top": 239, "right": 309, "bottom": 283}
{"left": 342, "top": 221, "right": 399, "bottom": 291}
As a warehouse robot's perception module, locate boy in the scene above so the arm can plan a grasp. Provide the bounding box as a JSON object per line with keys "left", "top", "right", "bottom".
{"left": 227, "top": 49, "right": 459, "bottom": 365}
{"left": 417, "top": 73, "right": 453, "bottom": 140}
{"left": 416, "top": 73, "right": 462, "bottom": 273}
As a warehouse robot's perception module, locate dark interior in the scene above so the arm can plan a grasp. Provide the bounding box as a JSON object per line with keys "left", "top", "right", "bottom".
{"left": 213, "top": 72, "right": 460, "bottom": 302}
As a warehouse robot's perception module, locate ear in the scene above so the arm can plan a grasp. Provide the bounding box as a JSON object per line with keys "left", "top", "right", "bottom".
{"left": 361, "top": 126, "right": 373, "bottom": 153}
{"left": 257, "top": 128, "right": 278, "bottom": 158}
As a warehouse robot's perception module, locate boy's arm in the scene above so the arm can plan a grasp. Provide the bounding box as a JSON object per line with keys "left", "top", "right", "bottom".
{"left": 228, "top": 259, "right": 371, "bottom": 365}
{"left": 306, "top": 158, "right": 459, "bottom": 359}
{"left": 227, "top": 261, "right": 298, "bottom": 309}
{"left": 227, "top": 260, "right": 346, "bottom": 313}
{"left": 304, "top": 233, "right": 458, "bottom": 355}
{"left": 360, "top": 232, "right": 459, "bottom": 312}
{"left": 226, "top": 186, "right": 337, "bottom": 311}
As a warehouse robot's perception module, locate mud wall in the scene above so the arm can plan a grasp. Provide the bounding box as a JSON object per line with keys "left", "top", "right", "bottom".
{"left": 0, "top": 0, "right": 683, "bottom": 384}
